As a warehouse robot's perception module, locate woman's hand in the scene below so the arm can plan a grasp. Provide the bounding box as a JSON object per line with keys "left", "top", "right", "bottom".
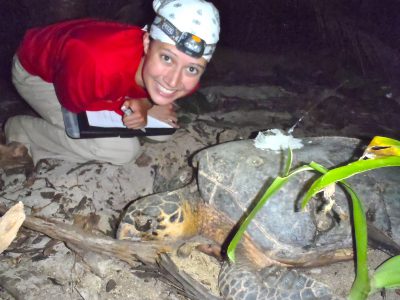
{"left": 148, "top": 104, "right": 179, "bottom": 128}
{"left": 121, "top": 98, "right": 152, "bottom": 129}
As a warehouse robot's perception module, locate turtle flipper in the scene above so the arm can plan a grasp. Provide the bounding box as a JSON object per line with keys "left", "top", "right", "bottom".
{"left": 219, "top": 260, "right": 343, "bottom": 300}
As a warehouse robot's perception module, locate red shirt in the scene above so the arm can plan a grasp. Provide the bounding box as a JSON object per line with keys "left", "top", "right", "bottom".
{"left": 17, "top": 18, "right": 149, "bottom": 113}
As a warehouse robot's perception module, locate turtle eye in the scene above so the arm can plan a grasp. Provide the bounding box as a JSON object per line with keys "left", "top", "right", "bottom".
{"left": 134, "top": 219, "right": 152, "bottom": 232}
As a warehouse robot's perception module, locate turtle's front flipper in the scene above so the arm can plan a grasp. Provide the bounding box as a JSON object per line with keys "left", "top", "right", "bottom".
{"left": 219, "top": 258, "right": 343, "bottom": 300}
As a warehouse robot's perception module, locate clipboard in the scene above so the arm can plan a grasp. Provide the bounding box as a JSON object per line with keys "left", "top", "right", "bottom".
{"left": 61, "top": 107, "right": 176, "bottom": 139}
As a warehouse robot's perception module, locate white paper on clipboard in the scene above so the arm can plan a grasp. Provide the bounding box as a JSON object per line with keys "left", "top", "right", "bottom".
{"left": 86, "top": 111, "right": 172, "bottom": 128}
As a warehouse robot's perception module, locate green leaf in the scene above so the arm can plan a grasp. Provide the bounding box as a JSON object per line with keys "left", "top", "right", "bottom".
{"left": 227, "top": 176, "right": 288, "bottom": 262}
{"left": 345, "top": 185, "right": 370, "bottom": 300}
{"left": 301, "top": 156, "right": 400, "bottom": 209}
{"left": 283, "top": 147, "right": 293, "bottom": 177}
{"left": 227, "top": 163, "right": 313, "bottom": 262}
{"left": 370, "top": 255, "right": 400, "bottom": 292}
{"left": 301, "top": 162, "right": 371, "bottom": 299}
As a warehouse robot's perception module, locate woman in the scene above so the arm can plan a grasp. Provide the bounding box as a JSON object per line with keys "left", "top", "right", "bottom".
{"left": 5, "top": 0, "right": 220, "bottom": 165}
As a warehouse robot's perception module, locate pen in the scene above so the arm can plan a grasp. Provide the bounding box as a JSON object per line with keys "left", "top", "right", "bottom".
{"left": 121, "top": 106, "right": 146, "bottom": 133}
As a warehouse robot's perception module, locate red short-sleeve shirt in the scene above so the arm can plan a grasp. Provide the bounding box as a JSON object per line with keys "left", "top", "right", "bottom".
{"left": 17, "top": 18, "right": 149, "bottom": 114}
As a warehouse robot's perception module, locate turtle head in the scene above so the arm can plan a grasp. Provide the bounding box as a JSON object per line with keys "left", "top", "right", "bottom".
{"left": 117, "top": 193, "right": 200, "bottom": 241}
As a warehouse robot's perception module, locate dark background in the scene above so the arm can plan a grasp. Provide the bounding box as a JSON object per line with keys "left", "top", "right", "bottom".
{"left": 0, "top": 0, "right": 399, "bottom": 138}
{"left": 1, "top": 0, "right": 400, "bottom": 81}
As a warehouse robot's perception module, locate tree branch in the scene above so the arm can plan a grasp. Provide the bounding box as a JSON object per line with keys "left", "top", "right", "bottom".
{"left": 0, "top": 204, "right": 172, "bottom": 265}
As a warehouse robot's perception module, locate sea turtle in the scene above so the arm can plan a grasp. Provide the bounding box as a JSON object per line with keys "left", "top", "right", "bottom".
{"left": 117, "top": 136, "right": 400, "bottom": 299}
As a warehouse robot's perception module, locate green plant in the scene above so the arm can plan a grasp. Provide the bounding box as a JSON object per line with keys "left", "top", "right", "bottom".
{"left": 226, "top": 136, "right": 400, "bottom": 299}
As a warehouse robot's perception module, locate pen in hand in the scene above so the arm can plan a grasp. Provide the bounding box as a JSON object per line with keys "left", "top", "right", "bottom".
{"left": 121, "top": 105, "right": 133, "bottom": 116}
{"left": 121, "top": 105, "right": 146, "bottom": 132}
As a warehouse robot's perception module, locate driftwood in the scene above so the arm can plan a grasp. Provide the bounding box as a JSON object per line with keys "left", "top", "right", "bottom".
{"left": 0, "top": 203, "right": 171, "bottom": 265}
{"left": 0, "top": 202, "right": 25, "bottom": 253}
{"left": 0, "top": 204, "right": 221, "bottom": 300}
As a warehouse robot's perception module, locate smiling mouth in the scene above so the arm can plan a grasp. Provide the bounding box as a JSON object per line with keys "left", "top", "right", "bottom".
{"left": 157, "top": 83, "right": 176, "bottom": 96}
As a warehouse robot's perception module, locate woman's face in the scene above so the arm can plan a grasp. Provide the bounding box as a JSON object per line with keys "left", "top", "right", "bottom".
{"left": 140, "top": 33, "right": 207, "bottom": 105}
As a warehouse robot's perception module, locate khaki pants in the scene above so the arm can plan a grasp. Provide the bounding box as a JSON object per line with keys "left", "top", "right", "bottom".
{"left": 5, "top": 56, "right": 142, "bottom": 165}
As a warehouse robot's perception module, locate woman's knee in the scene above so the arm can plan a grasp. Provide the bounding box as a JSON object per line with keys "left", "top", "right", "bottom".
{"left": 4, "top": 116, "right": 28, "bottom": 143}
{"left": 88, "top": 137, "right": 141, "bottom": 165}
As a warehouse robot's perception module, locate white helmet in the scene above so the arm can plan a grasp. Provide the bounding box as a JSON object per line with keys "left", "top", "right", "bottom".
{"left": 150, "top": 0, "right": 220, "bottom": 61}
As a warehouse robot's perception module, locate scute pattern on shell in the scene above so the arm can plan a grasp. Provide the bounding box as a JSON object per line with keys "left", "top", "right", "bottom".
{"left": 219, "top": 260, "right": 341, "bottom": 300}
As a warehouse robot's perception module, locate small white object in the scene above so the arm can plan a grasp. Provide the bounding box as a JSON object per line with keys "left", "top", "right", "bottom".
{"left": 385, "top": 92, "right": 393, "bottom": 99}
{"left": 254, "top": 129, "right": 303, "bottom": 151}
{"left": 121, "top": 106, "right": 133, "bottom": 116}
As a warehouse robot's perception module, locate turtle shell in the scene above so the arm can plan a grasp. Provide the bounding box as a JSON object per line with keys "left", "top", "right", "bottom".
{"left": 193, "top": 136, "right": 400, "bottom": 262}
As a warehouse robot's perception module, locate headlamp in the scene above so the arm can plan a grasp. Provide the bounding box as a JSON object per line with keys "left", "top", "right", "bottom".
{"left": 153, "top": 16, "right": 215, "bottom": 58}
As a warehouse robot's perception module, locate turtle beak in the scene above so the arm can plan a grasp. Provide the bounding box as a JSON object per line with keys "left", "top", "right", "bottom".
{"left": 116, "top": 223, "right": 142, "bottom": 241}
